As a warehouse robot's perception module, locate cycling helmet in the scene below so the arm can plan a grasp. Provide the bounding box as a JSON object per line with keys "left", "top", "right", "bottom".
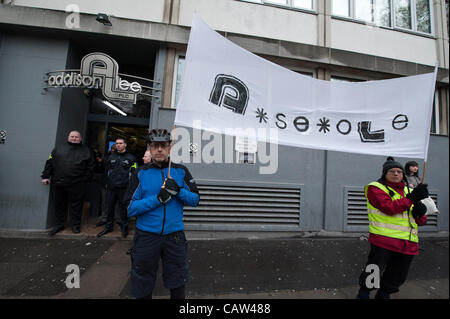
{"left": 147, "top": 128, "right": 172, "bottom": 144}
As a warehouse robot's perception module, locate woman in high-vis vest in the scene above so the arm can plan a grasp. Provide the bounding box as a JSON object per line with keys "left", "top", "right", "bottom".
{"left": 356, "top": 157, "right": 429, "bottom": 299}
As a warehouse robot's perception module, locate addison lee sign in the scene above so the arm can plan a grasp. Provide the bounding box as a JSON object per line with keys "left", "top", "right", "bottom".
{"left": 46, "top": 52, "right": 143, "bottom": 104}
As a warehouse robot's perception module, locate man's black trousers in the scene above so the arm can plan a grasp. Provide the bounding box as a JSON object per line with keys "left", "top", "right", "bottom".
{"left": 52, "top": 182, "right": 86, "bottom": 228}
{"left": 105, "top": 187, "right": 128, "bottom": 230}
{"left": 359, "top": 243, "right": 414, "bottom": 294}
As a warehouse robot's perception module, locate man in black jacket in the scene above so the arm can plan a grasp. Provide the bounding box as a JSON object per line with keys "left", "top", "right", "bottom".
{"left": 41, "top": 130, "right": 94, "bottom": 236}
{"left": 97, "top": 137, "right": 137, "bottom": 238}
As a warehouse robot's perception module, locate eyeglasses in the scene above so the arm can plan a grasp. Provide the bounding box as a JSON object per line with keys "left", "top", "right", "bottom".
{"left": 387, "top": 169, "right": 403, "bottom": 174}
{"left": 150, "top": 142, "right": 170, "bottom": 149}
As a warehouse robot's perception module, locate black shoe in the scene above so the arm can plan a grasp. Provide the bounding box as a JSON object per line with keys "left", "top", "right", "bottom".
{"left": 96, "top": 221, "right": 106, "bottom": 227}
{"left": 375, "top": 289, "right": 390, "bottom": 299}
{"left": 48, "top": 225, "right": 64, "bottom": 237}
{"left": 97, "top": 228, "right": 113, "bottom": 238}
{"left": 356, "top": 288, "right": 371, "bottom": 299}
{"left": 121, "top": 227, "right": 128, "bottom": 238}
{"left": 72, "top": 226, "right": 80, "bottom": 234}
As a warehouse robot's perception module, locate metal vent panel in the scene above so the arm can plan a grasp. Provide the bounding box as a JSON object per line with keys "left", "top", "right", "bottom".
{"left": 183, "top": 182, "right": 302, "bottom": 231}
{"left": 344, "top": 187, "right": 439, "bottom": 231}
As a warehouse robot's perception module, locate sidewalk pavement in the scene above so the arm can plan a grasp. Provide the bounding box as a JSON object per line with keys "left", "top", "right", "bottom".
{"left": 0, "top": 229, "right": 448, "bottom": 299}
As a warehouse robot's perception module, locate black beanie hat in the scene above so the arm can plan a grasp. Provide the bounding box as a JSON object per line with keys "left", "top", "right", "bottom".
{"left": 381, "top": 156, "right": 405, "bottom": 180}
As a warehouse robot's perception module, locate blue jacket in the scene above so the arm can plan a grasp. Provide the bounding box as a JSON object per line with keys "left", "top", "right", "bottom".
{"left": 127, "top": 160, "right": 199, "bottom": 235}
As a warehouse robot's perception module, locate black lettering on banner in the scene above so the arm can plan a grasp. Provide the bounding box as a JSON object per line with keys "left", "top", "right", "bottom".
{"left": 293, "top": 116, "right": 309, "bottom": 132}
{"left": 275, "top": 113, "right": 287, "bottom": 129}
{"left": 336, "top": 119, "right": 351, "bottom": 135}
{"left": 256, "top": 108, "right": 269, "bottom": 123}
{"left": 317, "top": 117, "right": 331, "bottom": 133}
{"left": 358, "top": 121, "right": 385, "bottom": 143}
{"left": 209, "top": 74, "right": 249, "bottom": 115}
{"left": 392, "top": 114, "right": 408, "bottom": 130}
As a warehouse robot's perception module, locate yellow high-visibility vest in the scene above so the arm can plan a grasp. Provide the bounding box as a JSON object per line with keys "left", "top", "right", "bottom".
{"left": 365, "top": 181, "right": 418, "bottom": 243}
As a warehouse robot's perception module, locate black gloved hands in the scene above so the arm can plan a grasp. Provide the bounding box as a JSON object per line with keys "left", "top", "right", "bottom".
{"left": 158, "top": 188, "right": 171, "bottom": 204}
{"left": 157, "top": 178, "right": 180, "bottom": 204}
{"left": 412, "top": 201, "right": 427, "bottom": 219}
{"left": 164, "top": 178, "right": 180, "bottom": 196}
{"left": 406, "top": 183, "right": 429, "bottom": 202}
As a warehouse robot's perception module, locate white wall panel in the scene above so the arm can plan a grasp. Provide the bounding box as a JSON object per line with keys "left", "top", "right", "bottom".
{"left": 178, "top": 0, "right": 318, "bottom": 45}
{"left": 331, "top": 19, "right": 437, "bottom": 66}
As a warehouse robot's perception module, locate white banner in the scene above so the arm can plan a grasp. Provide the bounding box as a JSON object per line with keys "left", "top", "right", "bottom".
{"left": 175, "top": 15, "right": 437, "bottom": 160}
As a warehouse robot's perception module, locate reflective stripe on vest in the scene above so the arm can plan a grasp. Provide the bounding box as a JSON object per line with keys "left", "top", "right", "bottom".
{"left": 365, "top": 181, "right": 418, "bottom": 243}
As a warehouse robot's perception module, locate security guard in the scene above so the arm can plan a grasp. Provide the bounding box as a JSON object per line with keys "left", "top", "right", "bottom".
{"left": 357, "top": 157, "right": 429, "bottom": 299}
{"left": 127, "top": 129, "right": 200, "bottom": 299}
{"left": 42, "top": 130, "right": 93, "bottom": 236}
{"left": 97, "top": 137, "right": 136, "bottom": 238}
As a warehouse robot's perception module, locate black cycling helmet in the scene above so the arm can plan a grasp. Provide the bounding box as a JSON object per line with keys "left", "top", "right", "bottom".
{"left": 147, "top": 128, "right": 172, "bottom": 144}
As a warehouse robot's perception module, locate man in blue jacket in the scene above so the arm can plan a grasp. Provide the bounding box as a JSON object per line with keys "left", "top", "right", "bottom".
{"left": 127, "top": 128, "right": 199, "bottom": 299}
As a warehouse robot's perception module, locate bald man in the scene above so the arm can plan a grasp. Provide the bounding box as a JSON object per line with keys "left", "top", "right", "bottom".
{"left": 42, "top": 130, "right": 94, "bottom": 236}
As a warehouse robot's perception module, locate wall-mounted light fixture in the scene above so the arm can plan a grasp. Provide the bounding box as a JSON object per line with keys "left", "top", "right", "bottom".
{"left": 96, "top": 13, "right": 112, "bottom": 26}
{"left": 103, "top": 100, "right": 127, "bottom": 116}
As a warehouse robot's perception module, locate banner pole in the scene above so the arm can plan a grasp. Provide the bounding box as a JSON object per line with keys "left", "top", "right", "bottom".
{"left": 421, "top": 161, "right": 427, "bottom": 184}
{"left": 167, "top": 125, "right": 177, "bottom": 178}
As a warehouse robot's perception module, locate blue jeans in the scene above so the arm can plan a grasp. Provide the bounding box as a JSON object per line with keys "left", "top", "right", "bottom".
{"left": 130, "top": 229, "right": 189, "bottom": 299}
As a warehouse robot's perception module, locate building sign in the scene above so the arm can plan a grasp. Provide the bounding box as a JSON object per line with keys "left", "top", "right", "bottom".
{"left": 46, "top": 52, "right": 143, "bottom": 104}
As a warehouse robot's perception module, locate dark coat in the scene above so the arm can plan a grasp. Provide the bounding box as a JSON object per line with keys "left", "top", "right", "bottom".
{"left": 41, "top": 142, "right": 94, "bottom": 186}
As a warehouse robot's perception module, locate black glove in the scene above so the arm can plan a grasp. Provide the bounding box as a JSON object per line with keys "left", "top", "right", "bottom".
{"left": 158, "top": 188, "right": 171, "bottom": 204}
{"left": 164, "top": 178, "right": 180, "bottom": 196}
{"left": 406, "top": 183, "right": 429, "bottom": 202}
{"left": 411, "top": 201, "right": 427, "bottom": 219}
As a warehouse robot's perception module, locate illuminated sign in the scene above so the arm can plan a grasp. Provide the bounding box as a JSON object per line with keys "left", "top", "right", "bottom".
{"left": 46, "top": 52, "right": 143, "bottom": 104}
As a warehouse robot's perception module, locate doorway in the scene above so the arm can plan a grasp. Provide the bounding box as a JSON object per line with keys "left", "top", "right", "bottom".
{"left": 86, "top": 122, "right": 149, "bottom": 166}
{"left": 82, "top": 121, "right": 149, "bottom": 234}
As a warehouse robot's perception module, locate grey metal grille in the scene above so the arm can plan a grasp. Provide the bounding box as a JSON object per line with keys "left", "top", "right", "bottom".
{"left": 345, "top": 187, "right": 439, "bottom": 231}
{"left": 346, "top": 189, "right": 368, "bottom": 227}
{"left": 183, "top": 183, "right": 301, "bottom": 231}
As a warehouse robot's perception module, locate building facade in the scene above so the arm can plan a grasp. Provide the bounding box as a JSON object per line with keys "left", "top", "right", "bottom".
{"left": 0, "top": 0, "right": 448, "bottom": 235}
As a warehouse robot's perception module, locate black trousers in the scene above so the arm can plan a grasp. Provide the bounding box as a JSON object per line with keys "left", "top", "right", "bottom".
{"left": 105, "top": 187, "right": 128, "bottom": 230}
{"left": 359, "top": 244, "right": 414, "bottom": 294}
{"left": 86, "top": 176, "right": 103, "bottom": 217}
{"left": 130, "top": 229, "right": 189, "bottom": 299}
{"left": 52, "top": 182, "right": 86, "bottom": 228}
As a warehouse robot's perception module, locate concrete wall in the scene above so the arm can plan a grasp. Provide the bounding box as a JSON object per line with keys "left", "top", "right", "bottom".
{"left": 0, "top": 34, "right": 68, "bottom": 230}
{"left": 54, "top": 44, "right": 90, "bottom": 147}
{"left": 176, "top": 0, "right": 318, "bottom": 45}
{"left": 11, "top": 0, "right": 166, "bottom": 23}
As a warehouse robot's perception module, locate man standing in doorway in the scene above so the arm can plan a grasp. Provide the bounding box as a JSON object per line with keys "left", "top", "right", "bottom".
{"left": 127, "top": 129, "right": 200, "bottom": 299}
{"left": 97, "top": 138, "right": 137, "bottom": 238}
{"left": 41, "top": 130, "right": 94, "bottom": 236}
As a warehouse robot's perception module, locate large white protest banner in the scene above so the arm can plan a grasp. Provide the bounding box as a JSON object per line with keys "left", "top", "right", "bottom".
{"left": 175, "top": 15, "right": 437, "bottom": 160}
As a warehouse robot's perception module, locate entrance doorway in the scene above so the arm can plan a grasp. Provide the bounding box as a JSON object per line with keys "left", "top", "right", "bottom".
{"left": 87, "top": 122, "right": 149, "bottom": 166}
{"left": 82, "top": 121, "right": 149, "bottom": 236}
